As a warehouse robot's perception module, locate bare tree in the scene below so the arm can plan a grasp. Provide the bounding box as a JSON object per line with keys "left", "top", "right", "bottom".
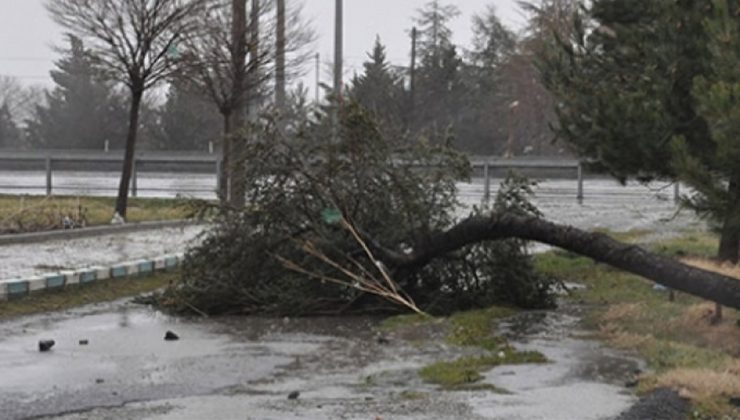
{"left": 46, "top": 0, "right": 208, "bottom": 220}
{"left": 178, "top": 0, "right": 313, "bottom": 205}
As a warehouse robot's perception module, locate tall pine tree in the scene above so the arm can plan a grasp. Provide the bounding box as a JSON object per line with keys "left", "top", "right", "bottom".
{"left": 154, "top": 81, "right": 221, "bottom": 151}
{"left": 0, "top": 103, "right": 21, "bottom": 149}
{"left": 348, "top": 37, "right": 406, "bottom": 138}
{"left": 26, "top": 35, "right": 126, "bottom": 149}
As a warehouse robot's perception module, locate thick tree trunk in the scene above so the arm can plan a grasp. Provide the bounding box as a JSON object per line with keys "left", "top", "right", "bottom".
{"left": 713, "top": 178, "right": 740, "bottom": 321}
{"left": 229, "top": 0, "right": 248, "bottom": 209}
{"left": 368, "top": 213, "right": 740, "bottom": 310}
{"left": 114, "top": 88, "right": 143, "bottom": 219}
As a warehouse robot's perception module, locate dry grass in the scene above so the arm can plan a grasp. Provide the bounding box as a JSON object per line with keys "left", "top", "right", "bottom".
{"left": 682, "top": 257, "right": 740, "bottom": 280}
{"left": 0, "top": 195, "right": 192, "bottom": 233}
{"left": 653, "top": 368, "right": 740, "bottom": 400}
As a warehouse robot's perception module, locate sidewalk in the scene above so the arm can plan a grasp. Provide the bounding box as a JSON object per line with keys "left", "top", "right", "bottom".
{"left": 0, "top": 224, "right": 205, "bottom": 280}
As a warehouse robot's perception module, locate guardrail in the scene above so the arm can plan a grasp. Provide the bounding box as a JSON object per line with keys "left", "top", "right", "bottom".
{"left": 0, "top": 150, "right": 678, "bottom": 202}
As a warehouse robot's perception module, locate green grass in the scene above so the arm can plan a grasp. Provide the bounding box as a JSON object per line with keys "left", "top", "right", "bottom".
{"left": 0, "top": 271, "right": 178, "bottom": 320}
{"left": 0, "top": 195, "right": 195, "bottom": 233}
{"left": 412, "top": 305, "right": 546, "bottom": 391}
{"left": 447, "top": 306, "right": 517, "bottom": 350}
{"left": 649, "top": 231, "right": 719, "bottom": 259}
{"left": 420, "top": 350, "right": 547, "bottom": 390}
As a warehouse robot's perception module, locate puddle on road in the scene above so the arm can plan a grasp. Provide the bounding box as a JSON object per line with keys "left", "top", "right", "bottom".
{"left": 1, "top": 299, "right": 642, "bottom": 420}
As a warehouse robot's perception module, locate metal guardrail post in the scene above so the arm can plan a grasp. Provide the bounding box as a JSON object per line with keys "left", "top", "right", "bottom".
{"left": 45, "top": 156, "right": 52, "bottom": 196}
{"left": 674, "top": 182, "right": 680, "bottom": 204}
{"left": 131, "top": 158, "right": 138, "bottom": 198}
{"left": 483, "top": 162, "right": 491, "bottom": 204}
{"left": 577, "top": 162, "right": 584, "bottom": 202}
{"left": 216, "top": 159, "right": 222, "bottom": 194}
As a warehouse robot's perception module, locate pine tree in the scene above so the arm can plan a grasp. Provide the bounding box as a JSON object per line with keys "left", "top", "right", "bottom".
{"left": 348, "top": 37, "right": 406, "bottom": 137}
{"left": 154, "top": 81, "right": 221, "bottom": 151}
{"left": 0, "top": 103, "right": 21, "bottom": 149}
{"left": 26, "top": 35, "right": 126, "bottom": 149}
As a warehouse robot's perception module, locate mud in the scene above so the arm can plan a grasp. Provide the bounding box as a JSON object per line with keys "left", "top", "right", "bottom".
{"left": 0, "top": 297, "right": 645, "bottom": 420}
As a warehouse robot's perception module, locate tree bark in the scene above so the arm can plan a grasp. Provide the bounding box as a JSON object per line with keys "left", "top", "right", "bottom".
{"left": 368, "top": 213, "right": 740, "bottom": 310}
{"left": 713, "top": 178, "right": 740, "bottom": 321}
{"left": 114, "top": 87, "right": 144, "bottom": 219}
{"left": 219, "top": 111, "right": 232, "bottom": 202}
{"left": 229, "top": 0, "right": 248, "bottom": 209}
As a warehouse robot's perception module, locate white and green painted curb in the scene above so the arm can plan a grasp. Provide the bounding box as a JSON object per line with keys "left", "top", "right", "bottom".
{"left": 0, "top": 253, "right": 184, "bottom": 301}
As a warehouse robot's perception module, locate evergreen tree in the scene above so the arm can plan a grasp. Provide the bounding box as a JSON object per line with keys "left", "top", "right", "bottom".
{"left": 0, "top": 103, "right": 21, "bottom": 149}
{"left": 154, "top": 81, "right": 221, "bottom": 151}
{"left": 26, "top": 35, "right": 126, "bottom": 149}
{"left": 541, "top": 0, "right": 740, "bottom": 318}
{"left": 673, "top": 0, "right": 740, "bottom": 263}
{"left": 412, "top": 1, "right": 467, "bottom": 144}
{"left": 348, "top": 37, "right": 406, "bottom": 138}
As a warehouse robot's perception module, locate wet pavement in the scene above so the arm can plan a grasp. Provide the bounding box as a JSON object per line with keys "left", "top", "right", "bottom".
{"left": 0, "top": 225, "right": 204, "bottom": 279}
{"left": 0, "top": 299, "right": 642, "bottom": 420}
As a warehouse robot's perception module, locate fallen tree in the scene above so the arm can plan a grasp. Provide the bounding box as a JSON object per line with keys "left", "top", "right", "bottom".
{"left": 364, "top": 213, "right": 740, "bottom": 310}
{"left": 170, "top": 104, "right": 740, "bottom": 315}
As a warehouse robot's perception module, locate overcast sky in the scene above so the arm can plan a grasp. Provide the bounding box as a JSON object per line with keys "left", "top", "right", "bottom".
{"left": 0, "top": 0, "right": 527, "bottom": 91}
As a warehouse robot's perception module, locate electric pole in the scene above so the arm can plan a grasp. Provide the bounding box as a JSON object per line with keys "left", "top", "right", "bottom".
{"left": 332, "top": 0, "right": 343, "bottom": 142}
{"left": 409, "top": 26, "right": 417, "bottom": 126}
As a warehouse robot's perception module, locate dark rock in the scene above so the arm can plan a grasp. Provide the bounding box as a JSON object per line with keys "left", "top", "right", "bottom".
{"left": 164, "top": 331, "right": 179, "bottom": 341}
{"left": 79, "top": 339, "right": 89, "bottom": 346}
{"left": 365, "top": 396, "right": 374, "bottom": 401}
{"left": 625, "top": 379, "right": 639, "bottom": 388}
{"left": 730, "top": 397, "right": 740, "bottom": 407}
{"left": 38, "top": 340, "right": 55, "bottom": 352}
{"left": 95, "top": 378, "right": 104, "bottom": 384}
{"left": 376, "top": 336, "right": 390, "bottom": 345}
{"left": 287, "top": 391, "right": 300, "bottom": 400}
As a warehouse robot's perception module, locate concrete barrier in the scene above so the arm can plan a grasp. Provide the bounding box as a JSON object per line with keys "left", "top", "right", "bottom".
{"left": 0, "top": 252, "right": 185, "bottom": 301}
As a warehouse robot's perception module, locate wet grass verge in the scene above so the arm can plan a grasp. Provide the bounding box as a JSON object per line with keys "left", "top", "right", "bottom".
{"left": 0, "top": 195, "right": 195, "bottom": 233}
{"left": 534, "top": 231, "right": 739, "bottom": 419}
{"left": 382, "top": 306, "right": 548, "bottom": 391}
{"left": 0, "top": 271, "right": 178, "bottom": 320}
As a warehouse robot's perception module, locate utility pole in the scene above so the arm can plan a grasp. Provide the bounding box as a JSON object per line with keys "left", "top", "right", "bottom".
{"left": 332, "top": 0, "right": 343, "bottom": 141}
{"left": 275, "top": 0, "right": 286, "bottom": 114}
{"left": 315, "top": 52, "right": 320, "bottom": 103}
{"left": 247, "top": 0, "right": 260, "bottom": 121}
{"left": 409, "top": 26, "right": 417, "bottom": 126}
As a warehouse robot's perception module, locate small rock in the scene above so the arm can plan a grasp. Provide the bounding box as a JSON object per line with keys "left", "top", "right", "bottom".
{"left": 79, "top": 339, "right": 89, "bottom": 346}
{"left": 38, "top": 340, "right": 55, "bottom": 352}
{"left": 729, "top": 397, "right": 740, "bottom": 407}
{"left": 287, "top": 391, "right": 300, "bottom": 400}
{"left": 376, "top": 335, "right": 390, "bottom": 345}
{"left": 164, "top": 331, "right": 179, "bottom": 341}
{"left": 95, "top": 378, "right": 104, "bottom": 384}
{"left": 365, "top": 396, "right": 374, "bottom": 401}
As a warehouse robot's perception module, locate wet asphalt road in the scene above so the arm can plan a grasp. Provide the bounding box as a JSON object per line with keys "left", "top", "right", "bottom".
{"left": 0, "top": 299, "right": 645, "bottom": 420}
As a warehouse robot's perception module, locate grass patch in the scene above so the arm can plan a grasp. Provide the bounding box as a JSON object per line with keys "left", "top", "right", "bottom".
{"left": 0, "top": 271, "right": 178, "bottom": 320}
{"left": 417, "top": 305, "right": 546, "bottom": 390}
{"left": 420, "top": 350, "right": 547, "bottom": 390}
{"left": 535, "top": 236, "right": 740, "bottom": 418}
{"left": 0, "top": 195, "right": 194, "bottom": 233}
{"left": 447, "top": 306, "right": 517, "bottom": 350}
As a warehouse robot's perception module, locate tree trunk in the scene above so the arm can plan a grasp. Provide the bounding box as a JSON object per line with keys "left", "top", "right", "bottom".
{"left": 219, "top": 111, "right": 232, "bottom": 202}
{"left": 229, "top": 0, "right": 248, "bottom": 209}
{"left": 114, "top": 88, "right": 144, "bottom": 219}
{"left": 275, "top": 0, "right": 286, "bottom": 115}
{"left": 367, "top": 213, "right": 740, "bottom": 310}
{"left": 713, "top": 178, "right": 740, "bottom": 321}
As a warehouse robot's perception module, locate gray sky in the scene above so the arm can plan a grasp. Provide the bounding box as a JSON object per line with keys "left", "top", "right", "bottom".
{"left": 0, "top": 0, "right": 527, "bottom": 90}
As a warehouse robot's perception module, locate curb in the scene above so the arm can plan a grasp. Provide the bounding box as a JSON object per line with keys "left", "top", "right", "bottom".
{"left": 0, "top": 220, "right": 203, "bottom": 246}
{"left": 0, "top": 253, "right": 185, "bottom": 301}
